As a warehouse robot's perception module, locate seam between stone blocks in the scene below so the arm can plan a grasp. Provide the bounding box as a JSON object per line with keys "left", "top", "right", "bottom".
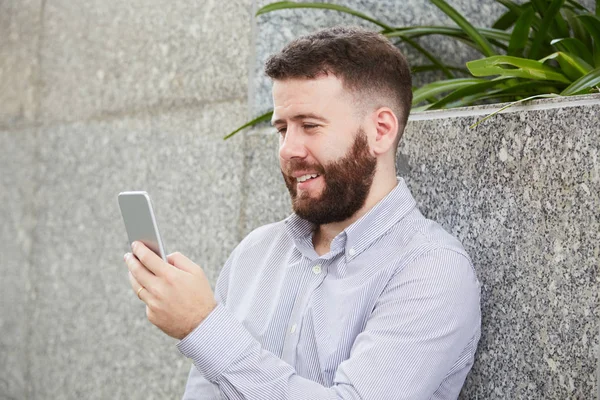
{"left": 0, "top": 96, "right": 248, "bottom": 133}
{"left": 24, "top": 0, "right": 47, "bottom": 396}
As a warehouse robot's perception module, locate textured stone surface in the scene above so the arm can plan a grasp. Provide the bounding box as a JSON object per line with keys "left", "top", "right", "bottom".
{"left": 24, "top": 99, "right": 245, "bottom": 399}
{"left": 0, "top": 127, "right": 38, "bottom": 399}
{"left": 240, "top": 130, "right": 291, "bottom": 237}
{"left": 144, "top": 101, "right": 247, "bottom": 285}
{"left": 400, "top": 95, "right": 600, "bottom": 399}
{"left": 39, "top": 0, "right": 253, "bottom": 123}
{"left": 0, "top": 0, "right": 42, "bottom": 127}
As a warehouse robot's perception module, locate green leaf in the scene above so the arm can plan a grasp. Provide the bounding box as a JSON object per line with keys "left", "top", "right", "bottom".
{"left": 565, "top": 0, "right": 590, "bottom": 12}
{"left": 530, "top": 0, "right": 547, "bottom": 16}
{"left": 431, "top": 0, "right": 497, "bottom": 57}
{"left": 387, "top": 26, "right": 513, "bottom": 43}
{"left": 385, "top": 27, "right": 512, "bottom": 54}
{"left": 563, "top": 8, "right": 592, "bottom": 49}
{"left": 495, "top": 0, "right": 523, "bottom": 15}
{"left": 561, "top": 66, "right": 600, "bottom": 94}
{"left": 488, "top": 80, "right": 564, "bottom": 96}
{"left": 467, "top": 55, "right": 572, "bottom": 83}
{"left": 552, "top": 9, "right": 571, "bottom": 39}
{"left": 223, "top": 111, "right": 273, "bottom": 140}
{"left": 540, "top": 51, "right": 594, "bottom": 80}
{"left": 578, "top": 14, "right": 600, "bottom": 67}
{"left": 255, "top": 1, "right": 394, "bottom": 31}
{"left": 411, "top": 65, "right": 470, "bottom": 75}
{"left": 508, "top": 7, "right": 535, "bottom": 57}
{"left": 428, "top": 78, "right": 511, "bottom": 109}
{"left": 551, "top": 38, "right": 594, "bottom": 65}
{"left": 528, "top": 0, "right": 566, "bottom": 60}
{"left": 390, "top": 34, "right": 455, "bottom": 78}
{"left": 493, "top": 9, "right": 520, "bottom": 29}
{"left": 412, "top": 78, "right": 487, "bottom": 105}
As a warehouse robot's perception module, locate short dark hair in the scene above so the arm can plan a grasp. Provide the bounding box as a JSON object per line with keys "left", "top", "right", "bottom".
{"left": 265, "top": 26, "right": 412, "bottom": 141}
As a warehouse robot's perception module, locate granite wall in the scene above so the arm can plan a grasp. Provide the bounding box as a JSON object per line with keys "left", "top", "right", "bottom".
{"left": 1, "top": 0, "right": 599, "bottom": 399}
{"left": 402, "top": 95, "right": 600, "bottom": 399}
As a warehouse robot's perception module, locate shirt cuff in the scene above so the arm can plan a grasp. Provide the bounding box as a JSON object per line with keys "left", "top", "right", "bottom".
{"left": 176, "top": 303, "right": 256, "bottom": 382}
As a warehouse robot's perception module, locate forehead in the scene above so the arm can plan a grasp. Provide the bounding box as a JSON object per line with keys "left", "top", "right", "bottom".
{"left": 271, "top": 75, "right": 355, "bottom": 123}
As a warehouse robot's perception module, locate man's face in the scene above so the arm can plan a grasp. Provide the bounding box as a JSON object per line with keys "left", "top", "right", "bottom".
{"left": 272, "top": 75, "right": 377, "bottom": 225}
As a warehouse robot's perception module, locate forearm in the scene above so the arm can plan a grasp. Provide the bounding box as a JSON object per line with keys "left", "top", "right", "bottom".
{"left": 178, "top": 305, "right": 347, "bottom": 400}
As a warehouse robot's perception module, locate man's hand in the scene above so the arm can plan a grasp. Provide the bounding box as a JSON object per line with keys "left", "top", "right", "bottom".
{"left": 124, "top": 241, "right": 217, "bottom": 340}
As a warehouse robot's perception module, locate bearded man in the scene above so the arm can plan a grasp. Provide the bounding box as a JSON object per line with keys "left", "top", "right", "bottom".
{"left": 124, "top": 26, "right": 481, "bottom": 400}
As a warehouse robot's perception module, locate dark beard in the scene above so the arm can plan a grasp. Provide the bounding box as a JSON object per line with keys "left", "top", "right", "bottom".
{"left": 281, "top": 128, "right": 377, "bottom": 225}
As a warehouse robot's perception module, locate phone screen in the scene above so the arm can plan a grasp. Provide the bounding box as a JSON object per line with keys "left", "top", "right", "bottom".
{"left": 118, "top": 191, "right": 167, "bottom": 262}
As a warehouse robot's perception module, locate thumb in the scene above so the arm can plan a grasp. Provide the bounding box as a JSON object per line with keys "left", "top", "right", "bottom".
{"left": 167, "top": 252, "right": 200, "bottom": 274}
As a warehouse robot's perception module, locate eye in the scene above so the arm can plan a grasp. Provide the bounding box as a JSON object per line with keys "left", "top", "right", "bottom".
{"left": 303, "top": 124, "right": 318, "bottom": 130}
{"left": 276, "top": 127, "right": 287, "bottom": 135}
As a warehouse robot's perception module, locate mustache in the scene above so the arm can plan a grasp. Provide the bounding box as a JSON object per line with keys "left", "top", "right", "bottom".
{"left": 282, "top": 160, "right": 325, "bottom": 176}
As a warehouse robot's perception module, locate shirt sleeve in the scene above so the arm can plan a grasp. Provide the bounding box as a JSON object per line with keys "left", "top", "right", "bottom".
{"left": 181, "top": 241, "right": 238, "bottom": 400}
{"left": 177, "top": 247, "right": 480, "bottom": 400}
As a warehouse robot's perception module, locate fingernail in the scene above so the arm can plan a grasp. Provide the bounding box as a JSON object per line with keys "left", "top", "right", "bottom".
{"left": 131, "top": 242, "right": 137, "bottom": 250}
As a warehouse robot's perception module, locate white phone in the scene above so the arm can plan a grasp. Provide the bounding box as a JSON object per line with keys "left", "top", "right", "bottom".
{"left": 118, "top": 191, "right": 167, "bottom": 262}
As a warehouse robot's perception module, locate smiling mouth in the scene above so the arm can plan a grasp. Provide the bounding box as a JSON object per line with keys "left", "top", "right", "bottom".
{"left": 296, "top": 173, "right": 321, "bottom": 183}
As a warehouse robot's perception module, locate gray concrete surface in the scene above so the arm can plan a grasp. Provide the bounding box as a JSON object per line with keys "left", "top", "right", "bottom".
{"left": 0, "top": 0, "right": 42, "bottom": 128}
{"left": 0, "top": 126, "right": 38, "bottom": 399}
{"left": 1, "top": 0, "right": 254, "bottom": 398}
{"left": 39, "top": 0, "right": 253, "bottom": 124}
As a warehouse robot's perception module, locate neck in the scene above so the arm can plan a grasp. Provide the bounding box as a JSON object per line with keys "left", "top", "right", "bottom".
{"left": 313, "top": 172, "right": 398, "bottom": 250}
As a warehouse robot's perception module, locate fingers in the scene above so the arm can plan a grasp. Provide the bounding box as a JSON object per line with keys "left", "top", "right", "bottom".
{"left": 131, "top": 241, "right": 167, "bottom": 277}
{"left": 127, "top": 271, "right": 149, "bottom": 302}
{"left": 125, "top": 251, "right": 158, "bottom": 293}
{"left": 167, "top": 252, "right": 199, "bottom": 274}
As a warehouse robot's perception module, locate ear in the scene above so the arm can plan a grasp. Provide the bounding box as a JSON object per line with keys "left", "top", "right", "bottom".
{"left": 370, "top": 107, "right": 399, "bottom": 156}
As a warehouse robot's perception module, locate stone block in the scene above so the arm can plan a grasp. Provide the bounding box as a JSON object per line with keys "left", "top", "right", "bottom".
{"left": 0, "top": 126, "right": 38, "bottom": 399}
{"left": 0, "top": 0, "right": 42, "bottom": 127}
{"left": 240, "top": 129, "right": 290, "bottom": 237}
{"left": 39, "top": 0, "right": 253, "bottom": 122}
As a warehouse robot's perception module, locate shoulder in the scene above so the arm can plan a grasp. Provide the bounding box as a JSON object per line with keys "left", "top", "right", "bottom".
{"left": 387, "top": 209, "right": 475, "bottom": 277}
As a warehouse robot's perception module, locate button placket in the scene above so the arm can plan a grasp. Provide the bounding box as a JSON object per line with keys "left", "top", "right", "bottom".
{"left": 282, "top": 259, "right": 328, "bottom": 366}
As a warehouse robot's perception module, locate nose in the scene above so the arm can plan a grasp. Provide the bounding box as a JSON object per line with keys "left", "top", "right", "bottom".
{"left": 279, "top": 126, "right": 308, "bottom": 161}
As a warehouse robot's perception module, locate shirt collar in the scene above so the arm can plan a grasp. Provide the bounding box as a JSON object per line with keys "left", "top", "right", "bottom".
{"left": 285, "top": 177, "right": 417, "bottom": 260}
{"left": 343, "top": 177, "right": 416, "bottom": 260}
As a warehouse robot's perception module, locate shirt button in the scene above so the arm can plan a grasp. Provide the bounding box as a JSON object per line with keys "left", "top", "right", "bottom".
{"left": 312, "top": 264, "right": 322, "bottom": 274}
{"left": 290, "top": 324, "right": 297, "bottom": 334}
{"left": 348, "top": 248, "right": 356, "bottom": 256}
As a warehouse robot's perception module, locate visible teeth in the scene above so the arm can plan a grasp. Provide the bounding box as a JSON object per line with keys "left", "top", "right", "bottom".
{"left": 297, "top": 174, "right": 319, "bottom": 182}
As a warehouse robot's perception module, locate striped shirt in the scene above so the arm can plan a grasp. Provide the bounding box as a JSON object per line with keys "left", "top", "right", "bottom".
{"left": 178, "top": 177, "right": 481, "bottom": 399}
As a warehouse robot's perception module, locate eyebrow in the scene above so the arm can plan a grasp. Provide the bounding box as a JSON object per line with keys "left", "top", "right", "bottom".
{"left": 271, "top": 113, "right": 330, "bottom": 126}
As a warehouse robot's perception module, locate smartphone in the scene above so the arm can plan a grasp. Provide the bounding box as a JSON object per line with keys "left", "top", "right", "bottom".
{"left": 118, "top": 191, "right": 167, "bottom": 262}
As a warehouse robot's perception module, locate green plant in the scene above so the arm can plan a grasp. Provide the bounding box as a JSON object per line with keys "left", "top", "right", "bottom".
{"left": 225, "top": 0, "right": 600, "bottom": 139}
